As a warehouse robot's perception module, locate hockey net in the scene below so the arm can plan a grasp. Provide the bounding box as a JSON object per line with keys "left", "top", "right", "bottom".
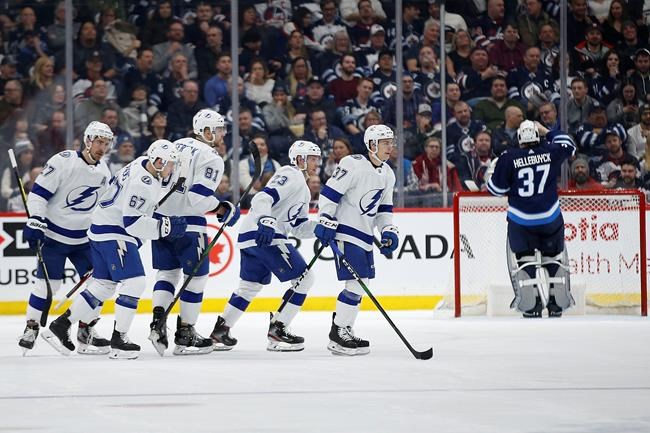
{"left": 450, "top": 190, "right": 648, "bottom": 316}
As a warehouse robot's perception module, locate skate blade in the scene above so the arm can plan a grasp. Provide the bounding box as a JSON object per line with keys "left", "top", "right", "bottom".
{"left": 172, "top": 345, "right": 213, "bottom": 356}
{"left": 77, "top": 343, "right": 110, "bottom": 355}
{"left": 108, "top": 349, "right": 139, "bottom": 360}
{"left": 40, "top": 329, "right": 72, "bottom": 356}
{"left": 326, "top": 341, "right": 359, "bottom": 356}
{"left": 267, "top": 341, "right": 304, "bottom": 352}
{"left": 148, "top": 330, "right": 167, "bottom": 357}
{"left": 211, "top": 342, "right": 235, "bottom": 351}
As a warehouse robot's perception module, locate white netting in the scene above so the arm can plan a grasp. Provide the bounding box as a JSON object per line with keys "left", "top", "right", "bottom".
{"left": 450, "top": 190, "right": 647, "bottom": 316}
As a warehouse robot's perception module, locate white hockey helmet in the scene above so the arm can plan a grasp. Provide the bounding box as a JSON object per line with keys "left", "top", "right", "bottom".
{"left": 83, "top": 121, "right": 114, "bottom": 148}
{"left": 147, "top": 139, "right": 178, "bottom": 174}
{"left": 289, "top": 140, "right": 321, "bottom": 169}
{"left": 364, "top": 124, "right": 395, "bottom": 153}
{"left": 193, "top": 109, "right": 225, "bottom": 143}
{"left": 517, "top": 120, "right": 540, "bottom": 146}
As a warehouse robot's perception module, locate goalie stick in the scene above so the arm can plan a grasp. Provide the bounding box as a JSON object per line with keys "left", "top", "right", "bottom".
{"left": 153, "top": 142, "right": 262, "bottom": 337}
{"left": 329, "top": 241, "right": 434, "bottom": 360}
{"left": 9, "top": 149, "right": 54, "bottom": 327}
{"left": 51, "top": 158, "right": 189, "bottom": 310}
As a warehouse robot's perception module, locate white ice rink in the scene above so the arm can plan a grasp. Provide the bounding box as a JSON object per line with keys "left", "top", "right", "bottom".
{"left": 0, "top": 311, "right": 649, "bottom": 433}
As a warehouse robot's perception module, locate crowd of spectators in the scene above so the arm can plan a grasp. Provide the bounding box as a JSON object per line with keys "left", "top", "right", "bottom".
{"left": 0, "top": 0, "right": 649, "bottom": 211}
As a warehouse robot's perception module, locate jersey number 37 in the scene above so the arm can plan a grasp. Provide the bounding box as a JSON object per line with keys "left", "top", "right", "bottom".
{"left": 517, "top": 163, "right": 550, "bottom": 197}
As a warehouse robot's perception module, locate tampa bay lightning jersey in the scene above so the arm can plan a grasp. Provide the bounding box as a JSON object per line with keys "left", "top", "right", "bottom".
{"left": 487, "top": 131, "right": 576, "bottom": 226}
{"left": 89, "top": 157, "right": 163, "bottom": 245}
{"left": 238, "top": 165, "right": 315, "bottom": 249}
{"left": 155, "top": 137, "right": 224, "bottom": 233}
{"left": 27, "top": 150, "right": 110, "bottom": 245}
{"left": 319, "top": 154, "right": 395, "bottom": 251}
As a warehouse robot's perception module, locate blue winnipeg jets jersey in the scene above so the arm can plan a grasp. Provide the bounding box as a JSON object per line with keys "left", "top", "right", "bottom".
{"left": 89, "top": 157, "right": 163, "bottom": 245}
{"left": 319, "top": 155, "right": 395, "bottom": 251}
{"left": 238, "top": 165, "right": 315, "bottom": 249}
{"left": 155, "top": 137, "right": 224, "bottom": 233}
{"left": 487, "top": 131, "right": 576, "bottom": 226}
{"left": 27, "top": 150, "right": 110, "bottom": 245}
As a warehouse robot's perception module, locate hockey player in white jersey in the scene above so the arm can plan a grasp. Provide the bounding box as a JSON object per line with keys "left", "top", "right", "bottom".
{"left": 210, "top": 140, "right": 322, "bottom": 352}
{"left": 41, "top": 140, "right": 187, "bottom": 359}
{"left": 315, "top": 124, "right": 400, "bottom": 356}
{"left": 148, "top": 109, "right": 241, "bottom": 356}
{"left": 19, "top": 121, "right": 113, "bottom": 355}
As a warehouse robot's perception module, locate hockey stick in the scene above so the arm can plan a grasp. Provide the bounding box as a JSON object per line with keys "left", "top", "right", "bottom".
{"left": 52, "top": 164, "right": 189, "bottom": 310}
{"left": 155, "top": 143, "right": 262, "bottom": 331}
{"left": 329, "top": 241, "right": 433, "bottom": 360}
{"left": 9, "top": 149, "right": 54, "bottom": 327}
{"left": 274, "top": 242, "right": 326, "bottom": 316}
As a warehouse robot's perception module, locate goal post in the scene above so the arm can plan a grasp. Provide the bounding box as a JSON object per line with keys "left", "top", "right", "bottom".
{"left": 452, "top": 190, "right": 647, "bottom": 317}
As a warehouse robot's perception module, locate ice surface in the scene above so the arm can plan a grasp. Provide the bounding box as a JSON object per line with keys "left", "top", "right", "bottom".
{"left": 0, "top": 311, "right": 649, "bottom": 433}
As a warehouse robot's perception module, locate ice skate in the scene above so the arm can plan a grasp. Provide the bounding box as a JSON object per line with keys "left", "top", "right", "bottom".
{"left": 109, "top": 326, "right": 140, "bottom": 360}
{"left": 547, "top": 295, "right": 563, "bottom": 318}
{"left": 346, "top": 326, "right": 370, "bottom": 355}
{"left": 267, "top": 319, "right": 304, "bottom": 352}
{"left": 327, "top": 317, "right": 359, "bottom": 356}
{"left": 18, "top": 320, "right": 39, "bottom": 355}
{"left": 148, "top": 306, "right": 168, "bottom": 356}
{"left": 40, "top": 310, "right": 75, "bottom": 355}
{"left": 522, "top": 297, "right": 543, "bottom": 318}
{"left": 173, "top": 317, "right": 213, "bottom": 355}
{"left": 210, "top": 316, "right": 237, "bottom": 351}
{"left": 77, "top": 319, "right": 110, "bottom": 355}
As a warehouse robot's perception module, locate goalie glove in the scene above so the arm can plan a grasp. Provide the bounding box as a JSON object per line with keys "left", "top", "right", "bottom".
{"left": 314, "top": 214, "right": 338, "bottom": 245}
{"left": 159, "top": 216, "right": 187, "bottom": 240}
{"left": 214, "top": 201, "right": 241, "bottom": 227}
{"left": 379, "top": 225, "right": 399, "bottom": 257}
{"left": 24, "top": 216, "right": 47, "bottom": 250}
{"left": 255, "top": 216, "right": 277, "bottom": 246}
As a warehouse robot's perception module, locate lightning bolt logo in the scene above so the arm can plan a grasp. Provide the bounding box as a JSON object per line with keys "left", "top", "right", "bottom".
{"left": 278, "top": 243, "right": 292, "bottom": 269}
{"left": 116, "top": 240, "right": 127, "bottom": 268}
{"left": 65, "top": 186, "right": 100, "bottom": 211}
{"left": 359, "top": 189, "right": 383, "bottom": 216}
{"left": 286, "top": 203, "right": 305, "bottom": 227}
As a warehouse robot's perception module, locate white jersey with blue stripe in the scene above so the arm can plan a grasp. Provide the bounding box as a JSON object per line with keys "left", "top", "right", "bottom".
{"left": 319, "top": 154, "right": 395, "bottom": 251}
{"left": 27, "top": 150, "right": 110, "bottom": 245}
{"left": 155, "top": 137, "right": 224, "bottom": 233}
{"left": 487, "top": 131, "right": 576, "bottom": 226}
{"left": 89, "top": 157, "right": 163, "bottom": 245}
{"left": 238, "top": 165, "right": 315, "bottom": 249}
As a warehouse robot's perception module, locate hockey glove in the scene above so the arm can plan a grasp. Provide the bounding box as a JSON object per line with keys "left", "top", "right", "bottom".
{"left": 215, "top": 201, "right": 240, "bottom": 227}
{"left": 159, "top": 216, "right": 187, "bottom": 240}
{"left": 23, "top": 216, "right": 47, "bottom": 250}
{"left": 314, "top": 214, "right": 338, "bottom": 245}
{"left": 255, "top": 216, "right": 277, "bottom": 246}
{"left": 379, "top": 225, "right": 399, "bottom": 257}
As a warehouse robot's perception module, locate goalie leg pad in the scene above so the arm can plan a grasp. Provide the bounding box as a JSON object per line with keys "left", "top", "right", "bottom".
{"left": 506, "top": 240, "right": 540, "bottom": 312}
{"left": 544, "top": 249, "right": 574, "bottom": 310}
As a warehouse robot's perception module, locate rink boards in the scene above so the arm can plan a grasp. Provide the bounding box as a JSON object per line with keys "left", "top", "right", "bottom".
{"left": 0, "top": 209, "right": 648, "bottom": 314}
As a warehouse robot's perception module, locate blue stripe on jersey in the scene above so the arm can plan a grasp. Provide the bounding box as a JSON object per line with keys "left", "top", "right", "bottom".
{"left": 32, "top": 183, "right": 54, "bottom": 201}
{"left": 378, "top": 204, "right": 393, "bottom": 213}
{"left": 189, "top": 183, "right": 215, "bottom": 197}
{"left": 228, "top": 294, "right": 250, "bottom": 311}
{"left": 123, "top": 215, "right": 141, "bottom": 228}
{"left": 180, "top": 289, "right": 203, "bottom": 304}
{"left": 507, "top": 201, "right": 561, "bottom": 226}
{"left": 90, "top": 223, "right": 129, "bottom": 236}
{"left": 238, "top": 231, "right": 288, "bottom": 243}
{"left": 337, "top": 224, "right": 374, "bottom": 245}
{"left": 45, "top": 218, "right": 88, "bottom": 238}
{"left": 153, "top": 280, "right": 175, "bottom": 294}
{"left": 321, "top": 185, "right": 343, "bottom": 203}
{"left": 487, "top": 178, "right": 509, "bottom": 196}
{"left": 262, "top": 187, "right": 280, "bottom": 206}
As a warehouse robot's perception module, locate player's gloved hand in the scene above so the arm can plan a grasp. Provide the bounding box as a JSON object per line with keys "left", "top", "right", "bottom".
{"left": 379, "top": 225, "right": 399, "bottom": 257}
{"left": 255, "top": 216, "right": 277, "bottom": 246}
{"left": 314, "top": 214, "right": 338, "bottom": 245}
{"left": 160, "top": 216, "right": 187, "bottom": 240}
{"left": 215, "top": 201, "right": 240, "bottom": 227}
{"left": 24, "top": 216, "right": 47, "bottom": 250}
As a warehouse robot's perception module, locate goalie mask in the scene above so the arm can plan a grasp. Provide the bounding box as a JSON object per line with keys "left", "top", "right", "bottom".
{"left": 517, "top": 120, "right": 540, "bottom": 146}
{"left": 289, "top": 140, "right": 321, "bottom": 170}
{"left": 193, "top": 109, "right": 226, "bottom": 144}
